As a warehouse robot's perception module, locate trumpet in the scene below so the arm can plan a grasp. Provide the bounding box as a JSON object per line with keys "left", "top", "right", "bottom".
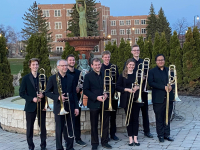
{"left": 56, "top": 73, "right": 74, "bottom": 138}
{"left": 166, "top": 65, "right": 181, "bottom": 125}
{"left": 110, "top": 64, "right": 119, "bottom": 100}
{"left": 125, "top": 70, "right": 139, "bottom": 126}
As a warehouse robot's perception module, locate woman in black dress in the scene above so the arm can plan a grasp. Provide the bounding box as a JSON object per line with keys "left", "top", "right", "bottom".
{"left": 116, "top": 58, "right": 141, "bottom": 146}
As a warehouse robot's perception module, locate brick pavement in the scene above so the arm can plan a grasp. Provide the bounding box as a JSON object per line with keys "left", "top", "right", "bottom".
{"left": 0, "top": 96, "right": 200, "bottom": 150}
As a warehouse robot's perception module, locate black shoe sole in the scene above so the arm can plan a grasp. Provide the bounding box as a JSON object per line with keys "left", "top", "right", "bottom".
{"left": 76, "top": 142, "right": 87, "bottom": 147}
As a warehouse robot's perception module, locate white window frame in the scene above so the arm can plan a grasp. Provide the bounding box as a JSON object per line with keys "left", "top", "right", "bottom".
{"left": 143, "top": 37, "right": 146, "bottom": 41}
{"left": 45, "top": 22, "right": 51, "bottom": 29}
{"left": 135, "top": 37, "right": 139, "bottom": 44}
{"left": 119, "top": 20, "right": 124, "bottom": 26}
{"left": 111, "top": 39, "right": 117, "bottom": 44}
{"left": 93, "top": 8, "right": 97, "bottom": 12}
{"left": 126, "top": 29, "right": 131, "bottom": 35}
{"left": 141, "top": 19, "right": 146, "bottom": 25}
{"left": 141, "top": 28, "right": 146, "bottom": 34}
{"left": 126, "top": 20, "right": 131, "bottom": 25}
{"left": 110, "top": 20, "right": 116, "bottom": 26}
{"left": 42, "top": 10, "right": 50, "bottom": 17}
{"left": 55, "top": 34, "right": 62, "bottom": 42}
{"left": 134, "top": 19, "right": 140, "bottom": 25}
{"left": 54, "top": 10, "right": 61, "bottom": 17}
{"left": 55, "top": 22, "right": 62, "bottom": 29}
{"left": 111, "top": 29, "right": 117, "bottom": 35}
{"left": 56, "top": 46, "right": 63, "bottom": 52}
{"left": 120, "top": 29, "right": 125, "bottom": 35}
{"left": 135, "top": 28, "right": 140, "bottom": 34}
{"left": 66, "top": 9, "right": 73, "bottom": 16}
{"left": 67, "top": 21, "right": 71, "bottom": 29}
{"left": 103, "top": 20, "right": 106, "bottom": 29}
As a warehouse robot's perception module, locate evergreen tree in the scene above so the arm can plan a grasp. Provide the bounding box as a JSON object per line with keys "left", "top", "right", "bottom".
{"left": 137, "top": 36, "right": 145, "bottom": 59}
{"left": 105, "top": 41, "right": 118, "bottom": 65}
{"left": 118, "top": 38, "right": 126, "bottom": 73}
{"left": 159, "top": 32, "right": 169, "bottom": 66}
{"left": 21, "top": 1, "right": 52, "bottom": 43}
{"left": 182, "top": 27, "right": 197, "bottom": 85}
{"left": 143, "top": 39, "right": 152, "bottom": 61}
{"left": 151, "top": 32, "right": 160, "bottom": 68}
{"left": 0, "top": 34, "right": 14, "bottom": 98}
{"left": 148, "top": 36, "right": 153, "bottom": 61}
{"left": 157, "top": 7, "right": 172, "bottom": 42}
{"left": 124, "top": 41, "right": 132, "bottom": 61}
{"left": 21, "top": 34, "right": 51, "bottom": 80}
{"left": 146, "top": 3, "right": 157, "bottom": 41}
{"left": 68, "top": 0, "right": 99, "bottom": 36}
{"left": 61, "top": 42, "right": 79, "bottom": 61}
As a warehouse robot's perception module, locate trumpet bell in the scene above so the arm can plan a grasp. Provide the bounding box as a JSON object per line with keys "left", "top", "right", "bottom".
{"left": 174, "top": 96, "right": 181, "bottom": 102}
{"left": 58, "top": 108, "right": 69, "bottom": 115}
{"left": 105, "top": 106, "right": 115, "bottom": 111}
{"left": 135, "top": 98, "right": 144, "bottom": 103}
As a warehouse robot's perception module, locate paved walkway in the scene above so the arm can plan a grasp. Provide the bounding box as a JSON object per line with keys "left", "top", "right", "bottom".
{"left": 0, "top": 96, "right": 200, "bottom": 150}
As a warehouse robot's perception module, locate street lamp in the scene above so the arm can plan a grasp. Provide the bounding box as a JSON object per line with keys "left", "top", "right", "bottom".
{"left": 194, "top": 15, "right": 199, "bottom": 27}
{"left": 128, "top": 27, "right": 135, "bottom": 40}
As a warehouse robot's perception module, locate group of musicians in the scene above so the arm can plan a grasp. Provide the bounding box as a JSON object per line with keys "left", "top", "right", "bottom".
{"left": 19, "top": 44, "right": 175, "bottom": 150}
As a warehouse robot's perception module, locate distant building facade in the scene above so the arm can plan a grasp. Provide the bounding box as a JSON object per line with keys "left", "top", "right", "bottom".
{"left": 38, "top": 3, "right": 148, "bottom": 57}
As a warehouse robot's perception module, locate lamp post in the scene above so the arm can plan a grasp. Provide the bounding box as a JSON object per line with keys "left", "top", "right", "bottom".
{"left": 194, "top": 15, "right": 199, "bottom": 27}
{"left": 127, "top": 27, "right": 135, "bottom": 40}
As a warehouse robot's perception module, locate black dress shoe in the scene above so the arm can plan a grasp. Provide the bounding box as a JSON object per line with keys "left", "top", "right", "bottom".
{"left": 41, "top": 148, "right": 47, "bottom": 150}
{"left": 134, "top": 142, "right": 140, "bottom": 146}
{"left": 76, "top": 139, "right": 87, "bottom": 146}
{"left": 128, "top": 143, "right": 133, "bottom": 146}
{"left": 111, "top": 135, "right": 119, "bottom": 141}
{"left": 164, "top": 136, "right": 174, "bottom": 141}
{"left": 91, "top": 145, "right": 98, "bottom": 150}
{"left": 144, "top": 132, "right": 153, "bottom": 138}
{"left": 158, "top": 137, "right": 164, "bottom": 143}
{"left": 102, "top": 143, "right": 112, "bottom": 149}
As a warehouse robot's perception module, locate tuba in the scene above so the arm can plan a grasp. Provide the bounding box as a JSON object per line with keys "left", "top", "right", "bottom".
{"left": 166, "top": 65, "right": 181, "bottom": 125}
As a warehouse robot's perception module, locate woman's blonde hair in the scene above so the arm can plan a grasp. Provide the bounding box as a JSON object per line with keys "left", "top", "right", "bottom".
{"left": 122, "top": 58, "right": 136, "bottom": 79}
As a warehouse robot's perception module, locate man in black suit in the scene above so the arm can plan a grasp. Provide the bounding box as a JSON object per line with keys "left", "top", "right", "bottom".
{"left": 124, "top": 44, "right": 153, "bottom": 138}
{"left": 148, "top": 54, "right": 174, "bottom": 142}
{"left": 100, "top": 51, "right": 119, "bottom": 141}
{"left": 19, "top": 58, "right": 47, "bottom": 150}
{"left": 45, "top": 59, "right": 79, "bottom": 150}
{"left": 65, "top": 54, "right": 87, "bottom": 147}
{"left": 83, "top": 58, "right": 112, "bottom": 150}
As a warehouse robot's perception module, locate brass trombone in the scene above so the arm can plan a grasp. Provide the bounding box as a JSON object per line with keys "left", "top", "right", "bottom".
{"left": 166, "top": 65, "right": 181, "bottom": 125}
{"left": 56, "top": 73, "right": 74, "bottom": 138}
{"left": 143, "top": 58, "right": 150, "bottom": 92}
{"left": 110, "top": 64, "right": 119, "bottom": 100}
{"left": 125, "top": 70, "right": 139, "bottom": 126}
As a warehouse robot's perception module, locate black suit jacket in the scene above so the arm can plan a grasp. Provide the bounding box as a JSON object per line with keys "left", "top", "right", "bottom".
{"left": 116, "top": 73, "right": 139, "bottom": 108}
{"left": 19, "top": 73, "right": 45, "bottom": 112}
{"left": 83, "top": 71, "right": 109, "bottom": 109}
{"left": 148, "top": 66, "right": 174, "bottom": 103}
{"left": 45, "top": 73, "right": 79, "bottom": 115}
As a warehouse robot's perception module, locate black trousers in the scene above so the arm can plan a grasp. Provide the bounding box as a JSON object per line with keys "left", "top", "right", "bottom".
{"left": 74, "top": 107, "right": 82, "bottom": 141}
{"left": 90, "top": 107, "right": 110, "bottom": 146}
{"left": 110, "top": 99, "right": 118, "bottom": 137}
{"left": 55, "top": 104, "right": 75, "bottom": 150}
{"left": 153, "top": 99, "right": 173, "bottom": 138}
{"left": 141, "top": 92, "right": 150, "bottom": 133}
{"left": 124, "top": 103, "right": 141, "bottom": 136}
{"left": 26, "top": 109, "right": 46, "bottom": 149}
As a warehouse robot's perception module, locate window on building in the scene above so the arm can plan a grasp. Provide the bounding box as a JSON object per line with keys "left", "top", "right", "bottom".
{"left": 45, "top": 22, "right": 51, "bottom": 29}
{"left": 55, "top": 22, "right": 62, "bottom": 29}
{"left": 67, "top": 9, "right": 73, "bottom": 16}
{"left": 43, "top": 10, "right": 50, "bottom": 17}
{"left": 126, "top": 29, "right": 131, "bottom": 35}
{"left": 135, "top": 37, "right": 139, "bottom": 44}
{"left": 103, "top": 20, "right": 106, "bottom": 29}
{"left": 120, "top": 29, "right": 125, "bottom": 35}
{"left": 54, "top": 10, "right": 61, "bottom": 17}
{"left": 135, "top": 28, "right": 140, "bottom": 34}
{"left": 46, "top": 35, "right": 51, "bottom": 42}
{"left": 111, "top": 29, "right": 117, "bottom": 35}
{"left": 141, "top": 19, "right": 146, "bottom": 25}
{"left": 119, "top": 20, "right": 124, "bottom": 26}
{"left": 93, "top": 8, "right": 97, "bottom": 12}
{"left": 141, "top": 28, "right": 146, "bottom": 34}
{"left": 111, "top": 39, "right": 117, "bottom": 44}
{"left": 126, "top": 20, "right": 131, "bottom": 25}
{"left": 143, "top": 37, "right": 146, "bottom": 41}
{"left": 67, "top": 21, "right": 71, "bottom": 30}
{"left": 134, "top": 19, "right": 140, "bottom": 25}
{"left": 111, "top": 20, "right": 116, "bottom": 26}
{"left": 55, "top": 34, "right": 62, "bottom": 42}
{"left": 93, "top": 45, "right": 99, "bottom": 52}
{"left": 56, "top": 46, "right": 63, "bottom": 52}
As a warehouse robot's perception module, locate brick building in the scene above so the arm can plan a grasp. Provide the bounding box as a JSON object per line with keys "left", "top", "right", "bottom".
{"left": 38, "top": 3, "right": 147, "bottom": 57}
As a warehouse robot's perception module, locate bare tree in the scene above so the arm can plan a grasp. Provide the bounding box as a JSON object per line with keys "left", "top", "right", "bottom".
{"left": 173, "top": 17, "right": 189, "bottom": 35}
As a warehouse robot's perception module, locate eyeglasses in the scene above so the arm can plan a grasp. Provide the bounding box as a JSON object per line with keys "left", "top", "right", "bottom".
{"left": 156, "top": 59, "right": 165, "bottom": 62}
{"left": 59, "top": 65, "right": 68, "bottom": 67}
{"left": 131, "top": 50, "right": 140, "bottom": 52}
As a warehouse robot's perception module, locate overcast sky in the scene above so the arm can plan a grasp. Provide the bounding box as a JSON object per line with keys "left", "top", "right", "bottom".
{"left": 0, "top": 0, "right": 199, "bottom": 33}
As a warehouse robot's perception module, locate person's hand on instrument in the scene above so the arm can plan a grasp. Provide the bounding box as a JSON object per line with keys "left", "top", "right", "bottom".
{"left": 125, "top": 88, "right": 133, "bottom": 93}
{"left": 33, "top": 97, "right": 40, "bottom": 103}
{"left": 97, "top": 95, "right": 105, "bottom": 102}
{"left": 58, "top": 93, "right": 68, "bottom": 102}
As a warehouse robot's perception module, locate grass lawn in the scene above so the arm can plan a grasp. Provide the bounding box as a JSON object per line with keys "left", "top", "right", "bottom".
{"left": 8, "top": 58, "right": 58, "bottom": 75}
